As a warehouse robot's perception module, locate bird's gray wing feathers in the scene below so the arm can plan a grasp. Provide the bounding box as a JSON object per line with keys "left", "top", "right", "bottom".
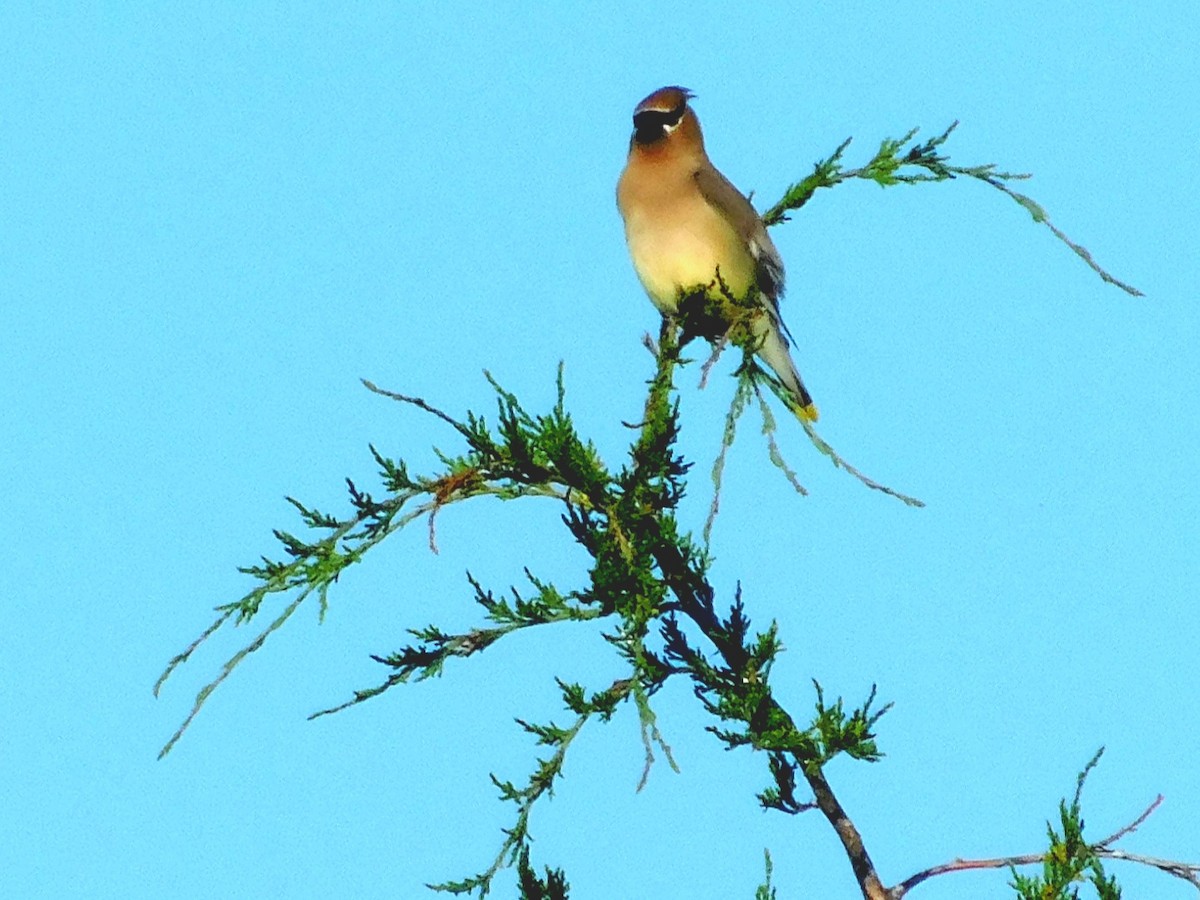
{"left": 693, "top": 165, "right": 786, "bottom": 301}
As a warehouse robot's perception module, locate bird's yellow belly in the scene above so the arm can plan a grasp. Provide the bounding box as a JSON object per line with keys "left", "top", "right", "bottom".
{"left": 624, "top": 216, "right": 755, "bottom": 315}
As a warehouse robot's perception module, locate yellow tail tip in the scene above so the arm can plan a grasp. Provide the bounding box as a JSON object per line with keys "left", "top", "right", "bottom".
{"left": 787, "top": 397, "right": 819, "bottom": 423}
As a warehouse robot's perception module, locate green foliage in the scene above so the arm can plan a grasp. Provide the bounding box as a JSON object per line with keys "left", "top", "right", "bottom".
{"left": 431, "top": 681, "right": 595, "bottom": 895}
{"left": 159, "top": 320, "right": 888, "bottom": 894}
{"left": 761, "top": 122, "right": 1143, "bottom": 297}
{"left": 515, "top": 846, "right": 569, "bottom": 900}
{"left": 755, "top": 849, "right": 777, "bottom": 900}
{"left": 156, "top": 123, "right": 1160, "bottom": 898}
{"left": 1010, "top": 750, "right": 1122, "bottom": 900}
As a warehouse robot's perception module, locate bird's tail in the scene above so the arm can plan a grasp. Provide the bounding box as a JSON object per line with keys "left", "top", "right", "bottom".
{"left": 757, "top": 323, "right": 819, "bottom": 423}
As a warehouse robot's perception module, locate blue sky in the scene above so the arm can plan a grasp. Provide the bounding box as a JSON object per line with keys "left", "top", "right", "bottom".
{"left": 3, "top": 3, "right": 1197, "bottom": 898}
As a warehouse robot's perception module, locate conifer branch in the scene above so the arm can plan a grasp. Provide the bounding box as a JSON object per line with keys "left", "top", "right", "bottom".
{"left": 892, "top": 757, "right": 1199, "bottom": 897}
{"left": 154, "top": 124, "right": 1179, "bottom": 899}
{"left": 762, "top": 122, "right": 1143, "bottom": 296}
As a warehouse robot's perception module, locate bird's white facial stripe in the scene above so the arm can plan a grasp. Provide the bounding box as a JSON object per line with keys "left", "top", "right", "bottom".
{"left": 632, "top": 102, "right": 687, "bottom": 143}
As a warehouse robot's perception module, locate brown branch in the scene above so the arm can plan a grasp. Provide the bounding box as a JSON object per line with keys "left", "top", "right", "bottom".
{"left": 889, "top": 794, "right": 1197, "bottom": 898}
{"left": 361, "top": 378, "right": 478, "bottom": 442}
{"left": 891, "top": 851, "right": 1045, "bottom": 898}
{"left": 1099, "top": 850, "right": 1200, "bottom": 890}
{"left": 1094, "top": 793, "right": 1162, "bottom": 846}
{"left": 637, "top": 320, "right": 889, "bottom": 900}
{"left": 803, "top": 764, "right": 888, "bottom": 900}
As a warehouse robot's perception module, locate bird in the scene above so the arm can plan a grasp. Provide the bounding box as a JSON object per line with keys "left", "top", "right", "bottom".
{"left": 616, "top": 86, "right": 818, "bottom": 422}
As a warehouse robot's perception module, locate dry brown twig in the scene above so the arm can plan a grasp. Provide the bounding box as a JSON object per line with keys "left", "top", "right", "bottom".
{"left": 888, "top": 794, "right": 1200, "bottom": 898}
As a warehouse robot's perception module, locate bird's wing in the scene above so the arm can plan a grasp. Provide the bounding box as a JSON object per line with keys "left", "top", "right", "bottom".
{"left": 693, "top": 165, "right": 786, "bottom": 301}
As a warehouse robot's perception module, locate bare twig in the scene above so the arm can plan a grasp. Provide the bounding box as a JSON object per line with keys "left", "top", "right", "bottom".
{"left": 362, "top": 379, "right": 474, "bottom": 438}
{"left": 749, "top": 372, "right": 922, "bottom": 506}
{"left": 1100, "top": 850, "right": 1200, "bottom": 890}
{"left": 890, "top": 794, "right": 1199, "bottom": 898}
{"left": 1095, "top": 793, "right": 1163, "bottom": 846}
{"left": 973, "top": 174, "right": 1144, "bottom": 297}
{"left": 427, "top": 505, "right": 440, "bottom": 554}
{"left": 697, "top": 335, "right": 729, "bottom": 389}
{"left": 153, "top": 609, "right": 234, "bottom": 697}
{"left": 157, "top": 588, "right": 312, "bottom": 759}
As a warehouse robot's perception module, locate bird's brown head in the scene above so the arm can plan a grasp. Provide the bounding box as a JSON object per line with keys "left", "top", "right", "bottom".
{"left": 629, "top": 86, "right": 703, "bottom": 154}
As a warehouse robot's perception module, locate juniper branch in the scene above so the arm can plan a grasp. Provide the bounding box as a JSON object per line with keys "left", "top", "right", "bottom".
{"left": 431, "top": 677, "right": 637, "bottom": 896}
{"left": 155, "top": 123, "right": 1167, "bottom": 899}
{"left": 155, "top": 368, "right": 608, "bottom": 757}
{"left": 310, "top": 574, "right": 605, "bottom": 719}
{"left": 761, "top": 122, "right": 1142, "bottom": 296}
{"left": 892, "top": 753, "right": 1197, "bottom": 898}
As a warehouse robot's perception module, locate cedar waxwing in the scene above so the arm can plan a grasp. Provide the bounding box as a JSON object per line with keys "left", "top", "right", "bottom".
{"left": 616, "top": 86, "right": 818, "bottom": 422}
